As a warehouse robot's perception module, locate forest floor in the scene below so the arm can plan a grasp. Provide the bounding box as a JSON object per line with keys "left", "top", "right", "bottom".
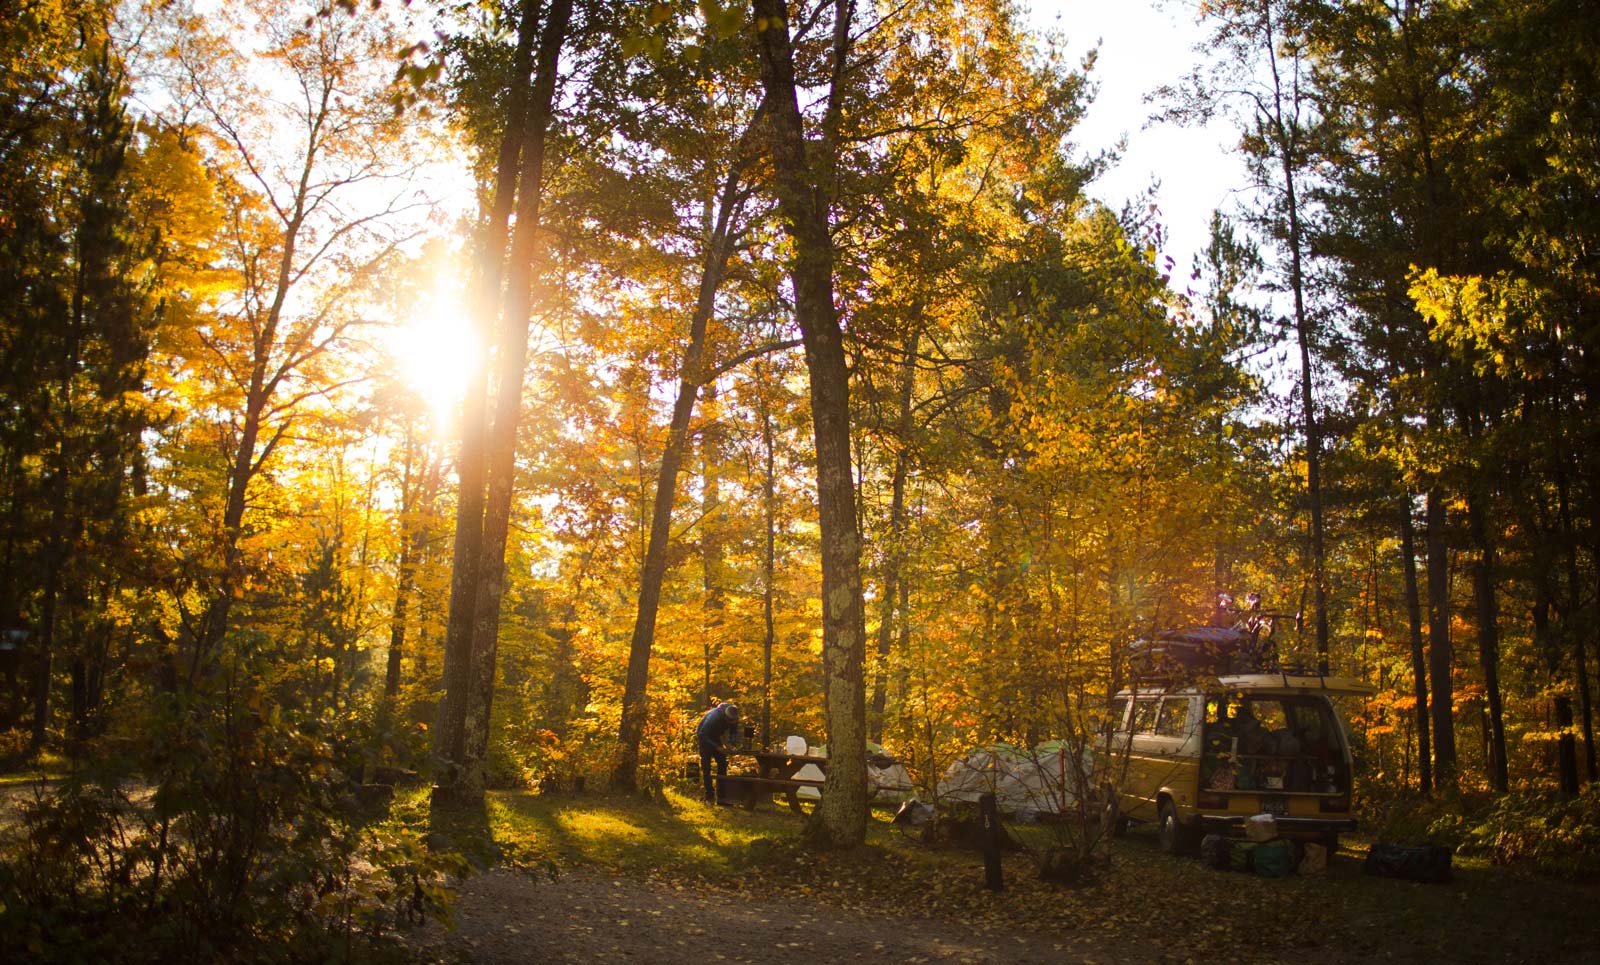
{"left": 401, "top": 788, "right": 1600, "bottom": 964}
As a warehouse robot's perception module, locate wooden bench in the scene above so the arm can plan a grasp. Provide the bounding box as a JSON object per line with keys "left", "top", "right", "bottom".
{"left": 717, "top": 774, "right": 823, "bottom": 813}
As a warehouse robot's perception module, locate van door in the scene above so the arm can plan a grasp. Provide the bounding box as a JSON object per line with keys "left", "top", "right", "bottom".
{"left": 1120, "top": 694, "right": 1193, "bottom": 820}
{"left": 1145, "top": 695, "right": 1198, "bottom": 801}
{"left": 1107, "top": 695, "right": 1155, "bottom": 821}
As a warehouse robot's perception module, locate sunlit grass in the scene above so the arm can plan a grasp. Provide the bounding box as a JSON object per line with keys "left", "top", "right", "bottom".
{"left": 0, "top": 749, "right": 69, "bottom": 786}
{"left": 481, "top": 786, "right": 807, "bottom": 877}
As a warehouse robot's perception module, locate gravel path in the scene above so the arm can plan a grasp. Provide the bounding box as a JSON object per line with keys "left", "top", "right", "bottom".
{"left": 409, "top": 868, "right": 1147, "bottom": 964}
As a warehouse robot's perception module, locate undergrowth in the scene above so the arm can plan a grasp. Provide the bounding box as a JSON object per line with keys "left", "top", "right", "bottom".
{"left": 0, "top": 686, "right": 464, "bottom": 963}
{"left": 1365, "top": 784, "right": 1600, "bottom": 877}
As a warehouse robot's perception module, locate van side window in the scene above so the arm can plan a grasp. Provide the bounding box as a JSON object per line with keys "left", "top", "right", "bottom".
{"left": 1108, "top": 697, "right": 1129, "bottom": 732}
{"left": 1156, "top": 697, "right": 1190, "bottom": 737}
{"left": 1131, "top": 699, "right": 1160, "bottom": 734}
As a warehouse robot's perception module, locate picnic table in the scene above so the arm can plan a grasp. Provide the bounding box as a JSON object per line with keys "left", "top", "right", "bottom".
{"left": 718, "top": 750, "right": 827, "bottom": 813}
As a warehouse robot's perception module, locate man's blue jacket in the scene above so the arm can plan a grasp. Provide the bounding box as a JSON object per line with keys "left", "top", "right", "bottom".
{"left": 696, "top": 704, "right": 739, "bottom": 747}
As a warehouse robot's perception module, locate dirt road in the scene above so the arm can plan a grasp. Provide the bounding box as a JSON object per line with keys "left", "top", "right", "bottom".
{"left": 409, "top": 867, "right": 1153, "bottom": 964}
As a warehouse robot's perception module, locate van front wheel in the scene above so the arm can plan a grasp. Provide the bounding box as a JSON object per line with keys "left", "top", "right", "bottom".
{"left": 1157, "top": 799, "right": 1196, "bottom": 855}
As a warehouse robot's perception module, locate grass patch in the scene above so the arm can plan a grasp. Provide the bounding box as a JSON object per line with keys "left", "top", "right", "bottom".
{"left": 484, "top": 788, "right": 802, "bottom": 878}
{"left": 0, "top": 750, "right": 69, "bottom": 787}
{"left": 0, "top": 771, "right": 58, "bottom": 788}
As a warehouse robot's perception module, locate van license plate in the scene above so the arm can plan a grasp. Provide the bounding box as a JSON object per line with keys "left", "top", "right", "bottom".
{"left": 1260, "top": 796, "right": 1289, "bottom": 817}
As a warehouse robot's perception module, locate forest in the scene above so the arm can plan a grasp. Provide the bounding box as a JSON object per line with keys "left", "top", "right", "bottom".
{"left": 3, "top": 0, "right": 1599, "bottom": 961}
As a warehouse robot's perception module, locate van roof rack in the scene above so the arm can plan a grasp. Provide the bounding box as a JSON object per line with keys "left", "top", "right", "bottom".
{"left": 1126, "top": 594, "right": 1359, "bottom": 680}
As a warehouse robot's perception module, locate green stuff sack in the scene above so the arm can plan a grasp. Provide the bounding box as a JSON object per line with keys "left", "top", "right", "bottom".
{"left": 1229, "top": 840, "right": 1257, "bottom": 873}
{"left": 1253, "top": 839, "right": 1294, "bottom": 878}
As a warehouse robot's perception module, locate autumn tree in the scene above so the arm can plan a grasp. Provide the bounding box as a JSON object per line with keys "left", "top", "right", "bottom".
{"left": 606, "top": 1, "right": 770, "bottom": 792}
{"left": 0, "top": 1, "right": 204, "bottom": 745}
{"left": 153, "top": 0, "right": 429, "bottom": 685}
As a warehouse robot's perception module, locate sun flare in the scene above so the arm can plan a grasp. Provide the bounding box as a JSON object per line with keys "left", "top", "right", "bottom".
{"left": 389, "top": 295, "right": 479, "bottom": 430}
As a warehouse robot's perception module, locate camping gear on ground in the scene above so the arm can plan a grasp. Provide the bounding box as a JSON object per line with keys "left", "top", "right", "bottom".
{"left": 1253, "top": 838, "right": 1295, "bottom": 878}
{"left": 1229, "top": 840, "right": 1258, "bottom": 873}
{"left": 1298, "top": 841, "right": 1328, "bottom": 876}
{"left": 867, "top": 760, "right": 915, "bottom": 799}
{"left": 1245, "top": 813, "right": 1278, "bottom": 842}
{"left": 892, "top": 798, "right": 935, "bottom": 827}
{"left": 1364, "top": 843, "right": 1454, "bottom": 883}
{"left": 936, "top": 742, "right": 1097, "bottom": 815}
{"left": 1201, "top": 833, "right": 1231, "bottom": 870}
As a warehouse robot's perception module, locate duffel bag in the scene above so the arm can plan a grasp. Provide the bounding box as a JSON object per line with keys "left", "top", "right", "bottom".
{"left": 1229, "top": 839, "right": 1257, "bottom": 873}
{"left": 1363, "top": 843, "right": 1453, "bottom": 884}
{"left": 1253, "top": 838, "right": 1294, "bottom": 878}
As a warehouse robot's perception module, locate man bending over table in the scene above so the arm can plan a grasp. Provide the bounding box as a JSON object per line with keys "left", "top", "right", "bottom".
{"left": 696, "top": 701, "right": 741, "bottom": 804}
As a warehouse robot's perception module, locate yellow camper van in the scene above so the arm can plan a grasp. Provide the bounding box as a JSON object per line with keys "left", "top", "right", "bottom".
{"left": 1104, "top": 672, "right": 1374, "bottom": 854}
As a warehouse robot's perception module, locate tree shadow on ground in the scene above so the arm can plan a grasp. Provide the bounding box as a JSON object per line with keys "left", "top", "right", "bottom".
{"left": 427, "top": 791, "right": 498, "bottom": 869}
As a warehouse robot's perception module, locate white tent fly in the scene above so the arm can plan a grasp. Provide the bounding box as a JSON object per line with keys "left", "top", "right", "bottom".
{"left": 868, "top": 742, "right": 915, "bottom": 801}
{"left": 936, "top": 742, "right": 1099, "bottom": 815}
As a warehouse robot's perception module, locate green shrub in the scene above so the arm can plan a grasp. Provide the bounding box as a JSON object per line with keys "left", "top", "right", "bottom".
{"left": 1463, "top": 787, "right": 1600, "bottom": 877}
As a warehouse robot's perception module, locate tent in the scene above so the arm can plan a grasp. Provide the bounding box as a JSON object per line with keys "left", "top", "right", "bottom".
{"left": 936, "top": 742, "right": 1099, "bottom": 815}
{"left": 1014, "top": 740, "right": 1100, "bottom": 814}
{"left": 867, "top": 741, "right": 915, "bottom": 801}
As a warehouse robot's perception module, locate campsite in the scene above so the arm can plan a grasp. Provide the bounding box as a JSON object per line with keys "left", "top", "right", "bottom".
{"left": 6, "top": 0, "right": 1600, "bottom": 961}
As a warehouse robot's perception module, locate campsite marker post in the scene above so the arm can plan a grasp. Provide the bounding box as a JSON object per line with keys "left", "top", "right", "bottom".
{"left": 979, "top": 792, "right": 1004, "bottom": 891}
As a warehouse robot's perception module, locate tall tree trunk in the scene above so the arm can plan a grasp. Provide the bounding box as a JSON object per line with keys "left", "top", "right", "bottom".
{"left": 700, "top": 381, "right": 726, "bottom": 707}
{"left": 761, "top": 393, "right": 777, "bottom": 750}
{"left": 1526, "top": 455, "right": 1581, "bottom": 793}
{"left": 1426, "top": 485, "right": 1456, "bottom": 783}
{"left": 31, "top": 440, "right": 71, "bottom": 749}
{"left": 386, "top": 436, "right": 441, "bottom": 702}
{"left": 1576, "top": 640, "right": 1597, "bottom": 785}
{"left": 433, "top": 0, "right": 545, "bottom": 795}
{"left": 1260, "top": 1, "right": 1330, "bottom": 676}
{"left": 1283, "top": 169, "right": 1329, "bottom": 675}
{"left": 753, "top": 0, "right": 869, "bottom": 850}
{"left": 870, "top": 331, "right": 918, "bottom": 743}
{"left": 456, "top": 0, "right": 574, "bottom": 800}
{"left": 1534, "top": 598, "right": 1579, "bottom": 794}
{"left": 611, "top": 162, "right": 747, "bottom": 791}
{"left": 1400, "top": 501, "right": 1432, "bottom": 794}
{"left": 386, "top": 436, "right": 418, "bottom": 702}
{"left": 1557, "top": 454, "right": 1596, "bottom": 781}
{"left": 31, "top": 566, "right": 57, "bottom": 750}
{"left": 1467, "top": 489, "right": 1508, "bottom": 792}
